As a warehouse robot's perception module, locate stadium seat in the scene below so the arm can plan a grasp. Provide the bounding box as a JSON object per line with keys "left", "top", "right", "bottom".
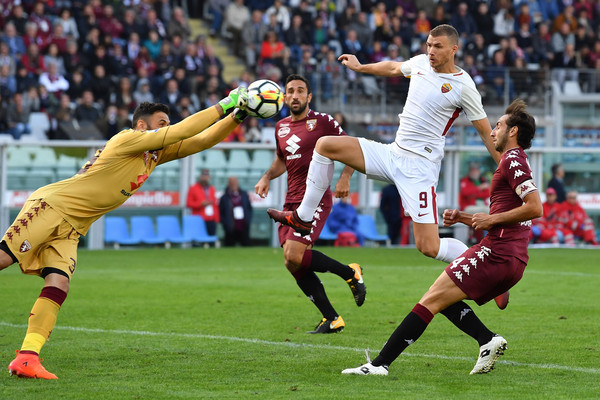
{"left": 182, "top": 215, "right": 218, "bottom": 246}
{"left": 104, "top": 216, "right": 141, "bottom": 248}
{"left": 228, "top": 149, "right": 251, "bottom": 179}
{"left": 156, "top": 215, "right": 190, "bottom": 245}
{"left": 357, "top": 214, "right": 390, "bottom": 246}
{"left": 319, "top": 219, "right": 338, "bottom": 241}
{"left": 130, "top": 216, "right": 167, "bottom": 246}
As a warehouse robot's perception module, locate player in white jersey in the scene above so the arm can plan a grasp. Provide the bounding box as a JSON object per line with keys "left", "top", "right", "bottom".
{"left": 268, "top": 25, "right": 506, "bottom": 307}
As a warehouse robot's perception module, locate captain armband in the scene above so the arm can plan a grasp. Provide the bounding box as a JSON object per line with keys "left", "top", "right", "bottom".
{"left": 515, "top": 178, "right": 538, "bottom": 199}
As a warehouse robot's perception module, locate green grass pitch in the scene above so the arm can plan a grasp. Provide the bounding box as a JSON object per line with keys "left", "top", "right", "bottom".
{"left": 0, "top": 247, "right": 598, "bottom": 399}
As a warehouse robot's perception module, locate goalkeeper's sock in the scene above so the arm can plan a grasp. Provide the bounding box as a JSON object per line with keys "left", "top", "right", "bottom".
{"left": 21, "top": 286, "right": 67, "bottom": 355}
{"left": 296, "top": 151, "right": 334, "bottom": 222}
{"left": 218, "top": 87, "right": 248, "bottom": 114}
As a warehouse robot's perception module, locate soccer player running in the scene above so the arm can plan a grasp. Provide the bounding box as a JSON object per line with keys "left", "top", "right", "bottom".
{"left": 342, "top": 99, "right": 542, "bottom": 376}
{"left": 0, "top": 88, "right": 250, "bottom": 379}
{"left": 254, "top": 74, "right": 366, "bottom": 334}
{"left": 267, "top": 24, "right": 509, "bottom": 309}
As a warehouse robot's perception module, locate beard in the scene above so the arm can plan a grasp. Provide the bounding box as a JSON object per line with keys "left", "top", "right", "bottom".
{"left": 494, "top": 129, "right": 509, "bottom": 152}
{"left": 289, "top": 99, "right": 308, "bottom": 116}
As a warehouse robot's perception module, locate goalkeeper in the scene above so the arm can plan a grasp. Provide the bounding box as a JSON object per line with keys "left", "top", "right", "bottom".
{"left": 0, "top": 88, "right": 249, "bottom": 379}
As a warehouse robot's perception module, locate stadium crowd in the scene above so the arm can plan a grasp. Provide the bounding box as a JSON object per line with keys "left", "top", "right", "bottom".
{"left": 1, "top": 0, "right": 600, "bottom": 141}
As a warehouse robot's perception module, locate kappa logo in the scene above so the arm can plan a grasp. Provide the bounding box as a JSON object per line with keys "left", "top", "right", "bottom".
{"left": 20, "top": 240, "right": 32, "bottom": 253}
{"left": 441, "top": 83, "right": 452, "bottom": 93}
{"left": 306, "top": 119, "right": 317, "bottom": 131}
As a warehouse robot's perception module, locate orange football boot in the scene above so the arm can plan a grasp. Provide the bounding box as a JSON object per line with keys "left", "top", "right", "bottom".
{"left": 8, "top": 350, "right": 58, "bottom": 380}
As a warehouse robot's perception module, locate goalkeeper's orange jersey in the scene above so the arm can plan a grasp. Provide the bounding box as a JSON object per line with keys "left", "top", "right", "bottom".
{"left": 29, "top": 107, "right": 221, "bottom": 235}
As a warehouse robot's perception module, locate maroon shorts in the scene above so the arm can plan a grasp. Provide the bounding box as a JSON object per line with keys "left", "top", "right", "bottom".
{"left": 445, "top": 238, "right": 527, "bottom": 306}
{"left": 278, "top": 200, "right": 332, "bottom": 247}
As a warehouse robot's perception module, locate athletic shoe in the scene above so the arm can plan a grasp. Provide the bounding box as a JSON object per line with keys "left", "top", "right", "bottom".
{"left": 470, "top": 335, "right": 507, "bottom": 375}
{"left": 307, "top": 315, "right": 345, "bottom": 334}
{"left": 218, "top": 87, "right": 248, "bottom": 113}
{"left": 494, "top": 291, "right": 510, "bottom": 310}
{"left": 266, "top": 208, "right": 312, "bottom": 236}
{"left": 342, "top": 362, "right": 389, "bottom": 376}
{"left": 346, "top": 263, "right": 366, "bottom": 307}
{"left": 8, "top": 350, "right": 58, "bottom": 379}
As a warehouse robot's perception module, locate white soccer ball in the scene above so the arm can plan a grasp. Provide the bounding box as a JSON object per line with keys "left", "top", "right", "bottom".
{"left": 246, "top": 79, "right": 284, "bottom": 119}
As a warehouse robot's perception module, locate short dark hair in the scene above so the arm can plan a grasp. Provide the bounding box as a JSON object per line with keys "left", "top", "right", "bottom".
{"left": 285, "top": 74, "right": 311, "bottom": 94}
{"left": 551, "top": 163, "right": 562, "bottom": 176}
{"left": 505, "top": 99, "right": 536, "bottom": 150}
{"left": 132, "top": 102, "right": 170, "bottom": 126}
{"left": 429, "top": 24, "right": 459, "bottom": 45}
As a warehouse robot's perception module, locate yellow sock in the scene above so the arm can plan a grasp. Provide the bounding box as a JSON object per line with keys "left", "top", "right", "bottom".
{"left": 21, "top": 296, "right": 61, "bottom": 354}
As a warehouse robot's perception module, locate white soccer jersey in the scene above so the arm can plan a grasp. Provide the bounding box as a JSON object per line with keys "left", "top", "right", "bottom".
{"left": 396, "top": 54, "right": 486, "bottom": 162}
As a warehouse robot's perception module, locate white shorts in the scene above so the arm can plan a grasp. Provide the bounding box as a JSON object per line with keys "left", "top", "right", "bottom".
{"left": 359, "top": 138, "right": 441, "bottom": 224}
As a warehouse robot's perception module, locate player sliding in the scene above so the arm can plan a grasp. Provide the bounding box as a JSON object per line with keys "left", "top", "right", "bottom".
{"left": 255, "top": 74, "right": 365, "bottom": 334}
{"left": 0, "top": 88, "right": 250, "bottom": 379}
{"left": 267, "top": 24, "right": 509, "bottom": 309}
{"left": 342, "top": 99, "right": 542, "bottom": 376}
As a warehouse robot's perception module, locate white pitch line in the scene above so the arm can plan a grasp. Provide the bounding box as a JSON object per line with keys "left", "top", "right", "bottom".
{"left": 1, "top": 321, "right": 598, "bottom": 375}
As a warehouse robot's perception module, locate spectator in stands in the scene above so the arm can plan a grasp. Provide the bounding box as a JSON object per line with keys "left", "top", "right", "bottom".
{"left": 5, "top": 5, "right": 27, "bottom": 36}
{"left": 75, "top": 90, "right": 101, "bottom": 124}
{"left": 266, "top": 0, "right": 291, "bottom": 32}
{"left": 133, "top": 78, "right": 154, "bottom": 104}
{"left": 531, "top": 187, "right": 574, "bottom": 245}
{"left": 29, "top": 2, "right": 53, "bottom": 41}
{"left": 0, "top": 92, "right": 8, "bottom": 132}
{"left": 112, "top": 76, "right": 136, "bottom": 114}
{"left": 48, "top": 22, "right": 68, "bottom": 55}
{"left": 328, "top": 196, "right": 364, "bottom": 246}
{"left": 187, "top": 169, "right": 220, "bottom": 236}
{"left": 244, "top": 117, "right": 262, "bottom": 142}
{"left": 493, "top": 1, "right": 515, "bottom": 39}
{"left": 458, "top": 162, "right": 490, "bottom": 211}
{"left": 219, "top": 175, "right": 253, "bottom": 247}
{"left": 539, "top": 0, "right": 560, "bottom": 22}
{"left": 465, "top": 33, "right": 489, "bottom": 67}
{"left": 285, "top": 14, "right": 311, "bottom": 65}
{"left": 90, "top": 64, "right": 112, "bottom": 107}
{"left": 207, "top": 0, "right": 229, "bottom": 38}
{"left": 430, "top": 4, "right": 449, "bottom": 29}
{"left": 121, "top": 8, "right": 144, "bottom": 43}
{"left": 450, "top": 2, "right": 477, "bottom": 43}
{"left": 472, "top": 3, "right": 495, "bottom": 44}
{"left": 414, "top": 10, "right": 432, "bottom": 41}
{"left": 7, "top": 92, "right": 31, "bottom": 139}
{"left": 559, "top": 191, "right": 599, "bottom": 245}
{"left": 145, "top": 8, "right": 168, "bottom": 39}
{"left": 0, "top": 64, "right": 16, "bottom": 98}
{"left": 96, "top": 104, "right": 129, "bottom": 140}
{"left": 532, "top": 21, "right": 554, "bottom": 64}
{"left": 552, "top": 5, "right": 578, "bottom": 33}
{"left": 349, "top": 12, "right": 373, "bottom": 54}
{"left": 143, "top": 30, "right": 163, "bottom": 61}
{"left": 259, "top": 30, "right": 285, "bottom": 70}
{"left": 38, "top": 62, "right": 69, "bottom": 96}
{"left": 43, "top": 43, "right": 66, "bottom": 76}
{"left": 57, "top": 8, "right": 79, "bottom": 41}
{"left": 66, "top": 68, "right": 86, "bottom": 101}
{"left": 159, "top": 79, "right": 184, "bottom": 122}
{"left": 225, "top": 0, "right": 250, "bottom": 58}
{"left": 548, "top": 163, "right": 567, "bottom": 202}
{"left": 167, "top": 6, "right": 192, "bottom": 40}
{"left": 552, "top": 43, "right": 580, "bottom": 89}
{"left": 1, "top": 22, "right": 26, "bottom": 58}
{"left": 21, "top": 43, "right": 46, "bottom": 77}
{"left": 242, "top": 9, "right": 268, "bottom": 70}
{"left": 22, "top": 85, "right": 41, "bottom": 113}
{"left": 50, "top": 93, "right": 76, "bottom": 137}
{"left": 379, "top": 184, "right": 407, "bottom": 245}
{"left": 551, "top": 21, "right": 576, "bottom": 54}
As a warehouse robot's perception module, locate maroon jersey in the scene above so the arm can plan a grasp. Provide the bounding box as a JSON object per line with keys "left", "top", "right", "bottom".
{"left": 275, "top": 109, "right": 346, "bottom": 203}
{"left": 487, "top": 147, "right": 537, "bottom": 262}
